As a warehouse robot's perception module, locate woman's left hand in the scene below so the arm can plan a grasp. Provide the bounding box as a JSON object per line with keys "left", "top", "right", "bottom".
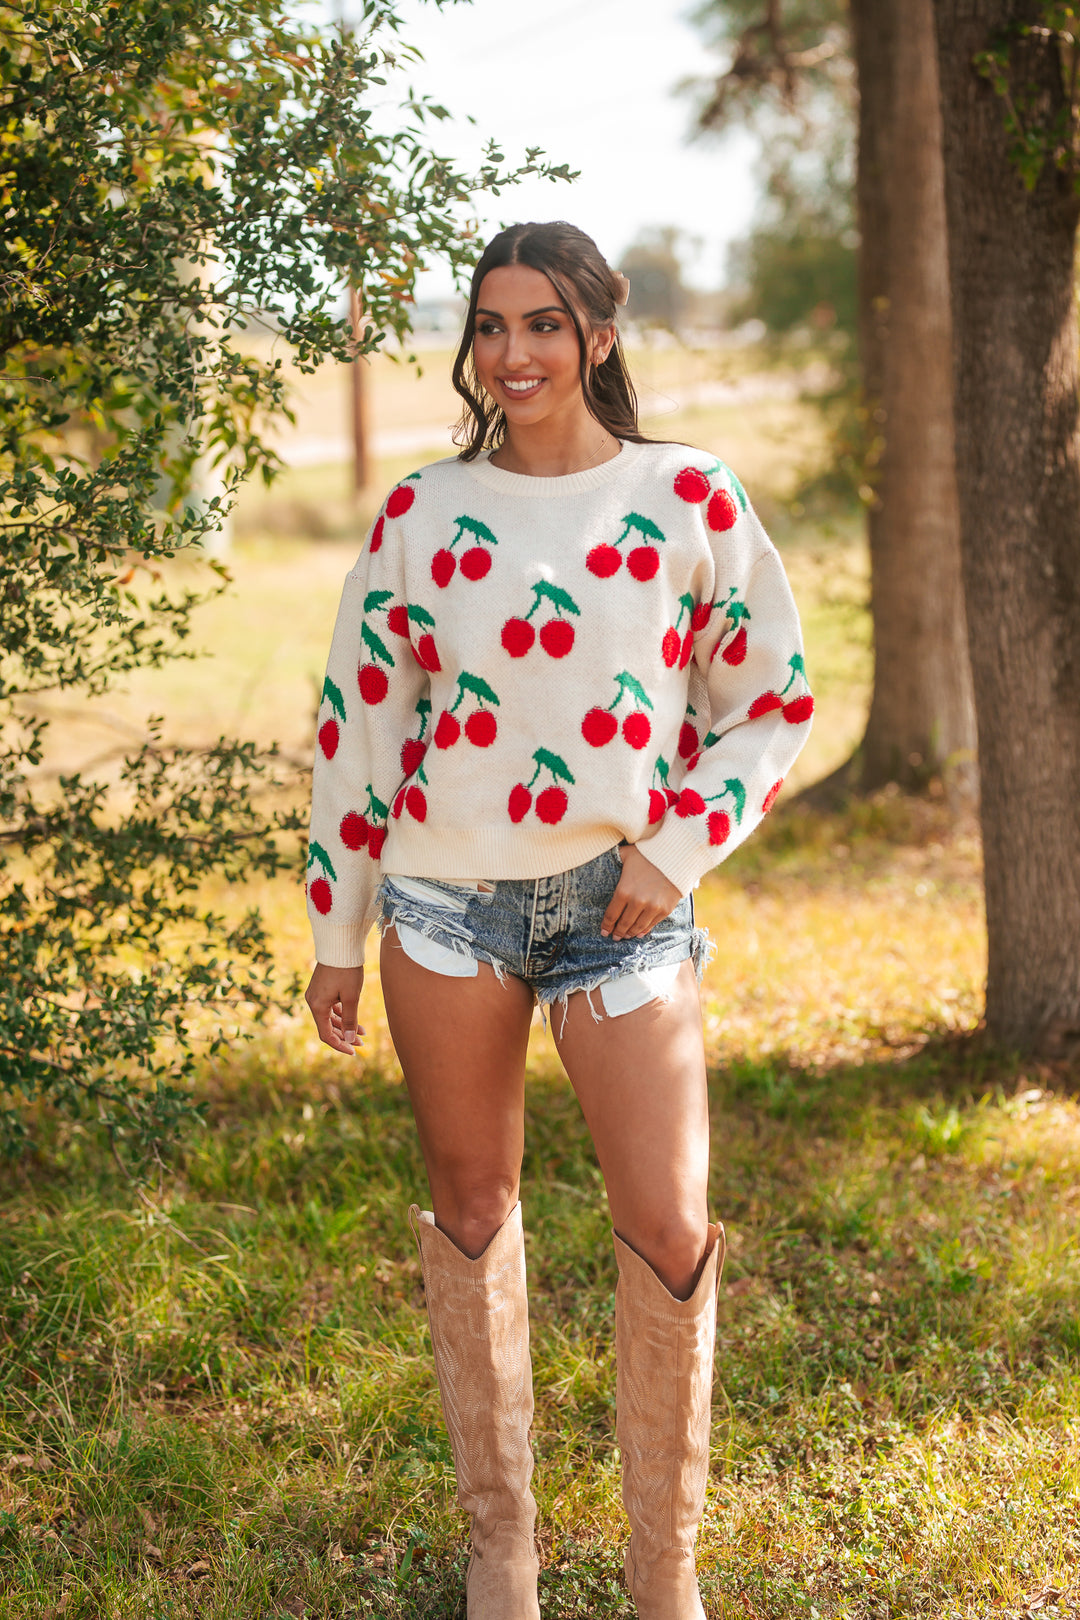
{"left": 601, "top": 844, "right": 684, "bottom": 940}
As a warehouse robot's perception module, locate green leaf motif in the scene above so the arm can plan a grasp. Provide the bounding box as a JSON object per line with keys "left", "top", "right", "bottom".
{"left": 534, "top": 746, "right": 575, "bottom": 785}
{"left": 407, "top": 603, "right": 436, "bottom": 627}
{"left": 533, "top": 581, "right": 580, "bottom": 615}
{"left": 722, "top": 777, "right": 747, "bottom": 824}
{"left": 729, "top": 599, "right": 751, "bottom": 627}
{"left": 717, "top": 461, "right": 748, "bottom": 512}
{"left": 619, "top": 512, "right": 665, "bottom": 544}
{"left": 459, "top": 671, "right": 500, "bottom": 705}
{"left": 361, "top": 621, "right": 395, "bottom": 667}
{"left": 615, "top": 671, "right": 654, "bottom": 710}
{"left": 453, "top": 515, "right": 497, "bottom": 545}
{"left": 367, "top": 786, "right": 389, "bottom": 822}
{"left": 363, "top": 588, "right": 393, "bottom": 613}
{"left": 307, "top": 840, "right": 338, "bottom": 881}
{"left": 655, "top": 754, "right": 670, "bottom": 783}
{"left": 789, "top": 653, "right": 806, "bottom": 677}
{"left": 321, "top": 675, "right": 346, "bottom": 722}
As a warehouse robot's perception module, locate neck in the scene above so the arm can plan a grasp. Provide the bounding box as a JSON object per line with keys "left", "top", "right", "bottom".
{"left": 491, "top": 414, "right": 620, "bottom": 479}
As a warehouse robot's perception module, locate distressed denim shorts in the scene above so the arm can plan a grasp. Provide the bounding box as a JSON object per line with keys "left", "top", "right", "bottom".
{"left": 376, "top": 845, "right": 713, "bottom": 1030}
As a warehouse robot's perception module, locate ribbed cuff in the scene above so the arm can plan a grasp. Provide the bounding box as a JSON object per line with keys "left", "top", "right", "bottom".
{"left": 635, "top": 817, "right": 712, "bottom": 898}
{"left": 309, "top": 918, "right": 373, "bottom": 970}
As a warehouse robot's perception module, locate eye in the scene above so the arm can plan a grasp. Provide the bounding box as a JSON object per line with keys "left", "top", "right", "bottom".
{"left": 475, "top": 319, "right": 502, "bottom": 337}
{"left": 532, "top": 318, "right": 559, "bottom": 333}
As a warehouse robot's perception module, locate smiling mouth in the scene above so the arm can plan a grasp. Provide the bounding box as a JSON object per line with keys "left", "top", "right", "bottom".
{"left": 500, "top": 377, "right": 545, "bottom": 396}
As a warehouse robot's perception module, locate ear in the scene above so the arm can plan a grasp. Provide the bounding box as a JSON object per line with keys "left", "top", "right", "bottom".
{"left": 590, "top": 322, "right": 616, "bottom": 367}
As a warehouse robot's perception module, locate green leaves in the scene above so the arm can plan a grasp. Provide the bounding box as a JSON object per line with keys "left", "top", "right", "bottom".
{"left": 615, "top": 671, "right": 654, "bottom": 710}
{"left": 407, "top": 603, "right": 435, "bottom": 628}
{"left": 361, "top": 620, "right": 395, "bottom": 666}
{"left": 321, "top": 675, "right": 346, "bottom": 721}
{"left": 307, "top": 840, "right": 337, "bottom": 880}
{"left": 618, "top": 512, "right": 665, "bottom": 544}
{"left": 453, "top": 515, "right": 497, "bottom": 545}
{"left": 459, "top": 672, "right": 500, "bottom": 705}
{"left": 363, "top": 589, "right": 394, "bottom": 614}
{"left": 533, "top": 747, "right": 574, "bottom": 785}
{"left": 532, "top": 581, "right": 580, "bottom": 615}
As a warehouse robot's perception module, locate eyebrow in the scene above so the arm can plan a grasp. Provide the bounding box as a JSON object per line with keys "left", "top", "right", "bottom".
{"left": 475, "top": 305, "right": 568, "bottom": 319}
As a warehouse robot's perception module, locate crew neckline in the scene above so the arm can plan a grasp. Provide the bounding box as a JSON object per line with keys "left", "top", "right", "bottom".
{"left": 462, "top": 438, "right": 643, "bottom": 497}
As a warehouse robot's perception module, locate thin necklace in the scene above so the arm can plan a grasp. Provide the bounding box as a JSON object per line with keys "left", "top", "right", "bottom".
{"left": 495, "top": 431, "right": 614, "bottom": 477}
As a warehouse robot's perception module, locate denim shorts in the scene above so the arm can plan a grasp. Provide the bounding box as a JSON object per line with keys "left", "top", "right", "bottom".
{"left": 376, "top": 845, "right": 713, "bottom": 1030}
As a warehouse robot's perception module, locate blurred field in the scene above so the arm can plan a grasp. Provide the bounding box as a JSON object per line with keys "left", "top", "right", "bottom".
{"left": 3, "top": 344, "right": 1079, "bottom": 1619}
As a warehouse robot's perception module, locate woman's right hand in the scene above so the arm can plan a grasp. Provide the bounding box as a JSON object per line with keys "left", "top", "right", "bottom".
{"left": 305, "top": 963, "right": 365, "bottom": 1055}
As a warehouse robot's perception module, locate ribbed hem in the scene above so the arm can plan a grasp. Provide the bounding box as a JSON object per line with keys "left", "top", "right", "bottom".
{"left": 309, "top": 918, "right": 373, "bottom": 970}
{"left": 461, "top": 439, "right": 643, "bottom": 497}
{"left": 635, "top": 818, "right": 711, "bottom": 898}
{"left": 383, "top": 822, "right": 623, "bottom": 882}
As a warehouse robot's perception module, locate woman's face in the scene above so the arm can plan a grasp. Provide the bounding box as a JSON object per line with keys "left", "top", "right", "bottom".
{"left": 471, "top": 263, "right": 611, "bottom": 432}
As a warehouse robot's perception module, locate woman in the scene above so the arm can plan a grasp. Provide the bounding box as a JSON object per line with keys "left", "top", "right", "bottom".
{"left": 305, "top": 220, "right": 812, "bottom": 1620}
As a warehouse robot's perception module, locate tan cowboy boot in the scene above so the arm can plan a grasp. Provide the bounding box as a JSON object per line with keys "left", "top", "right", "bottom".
{"left": 410, "top": 1203, "right": 540, "bottom": 1620}
{"left": 614, "top": 1223, "right": 726, "bottom": 1620}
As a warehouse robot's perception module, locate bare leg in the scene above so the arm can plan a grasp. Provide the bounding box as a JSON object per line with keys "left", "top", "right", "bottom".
{"left": 552, "top": 959, "right": 711, "bottom": 1299}
{"left": 379, "top": 926, "right": 536, "bottom": 1257}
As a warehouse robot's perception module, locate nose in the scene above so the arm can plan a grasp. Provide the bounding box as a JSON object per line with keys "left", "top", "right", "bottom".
{"left": 503, "top": 325, "right": 533, "bottom": 371}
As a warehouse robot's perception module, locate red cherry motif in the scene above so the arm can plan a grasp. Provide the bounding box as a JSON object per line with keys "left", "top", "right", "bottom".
{"left": 340, "top": 811, "right": 368, "bottom": 850}
{"left": 783, "top": 694, "right": 815, "bottom": 724}
{"left": 587, "top": 544, "right": 621, "bottom": 578}
{"left": 679, "top": 630, "right": 694, "bottom": 669}
{"left": 370, "top": 514, "right": 385, "bottom": 553}
{"left": 431, "top": 549, "right": 456, "bottom": 588}
{"left": 686, "top": 751, "right": 702, "bottom": 773}
{"left": 368, "top": 826, "right": 387, "bottom": 859}
{"left": 508, "top": 784, "right": 532, "bottom": 823}
{"left": 749, "top": 691, "right": 783, "bottom": 719}
{"left": 674, "top": 466, "right": 710, "bottom": 504}
{"left": 386, "top": 484, "right": 416, "bottom": 519}
{"left": 460, "top": 547, "right": 491, "bottom": 581}
{"left": 401, "top": 738, "right": 427, "bottom": 775}
{"left": 627, "top": 546, "right": 659, "bottom": 581}
{"left": 309, "top": 877, "right": 332, "bottom": 915}
{"left": 582, "top": 708, "right": 619, "bottom": 747}
{"left": 405, "top": 786, "right": 427, "bottom": 821}
{"left": 391, "top": 787, "right": 407, "bottom": 819}
{"left": 465, "top": 711, "right": 497, "bottom": 747}
{"left": 434, "top": 711, "right": 460, "bottom": 749}
{"left": 678, "top": 723, "right": 698, "bottom": 759}
{"left": 763, "top": 780, "right": 784, "bottom": 813}
{"left": 318, "top": 719, "right": 339, "bottom": 759}
{"left": 387, "top": 605, "right": 410, "bottom": 637}
{"left": 358, "top": 665, "right": 389, "bottom": 705}
{"left": 675, "top": 789, "right": 706, "bottom": 819}
{"left": 622, "top": 713, "right": 651, "bottom": 749}
{"left": 539, "top": 620, "right": 575, "bottom": 658}
{"left": 536, "top": 787, "right": 568, "bottom": 825}
{"left": 707, "top": 810, "right": 731, "bottom": 847}
{"left": 648, "top": 790, "right": 667, "bottom": 824}
{"left": 722, "top": 627, "right": 748, "bottom": 665}
{"left": 707, "top": 490, "right": 738, "bottom": 532}
{"left": 502, "top": 618, "right": 535, "bottom": 657}
{"left": 661, "top": 628, "right": 681, "bottom": 668}
{"left": 664, "top": 787, "right": 680, "bottom": 808}
{"left": 691, "top": 602, "right": 712, "bottom": 632}
{"left": 413, "top": 634, "right": 440, "bottom": 672}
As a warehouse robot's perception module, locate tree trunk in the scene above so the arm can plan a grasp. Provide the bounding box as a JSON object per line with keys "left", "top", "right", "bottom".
{"left": 934, "top": 0, "right": 1080, "bottom": 1055}
{"left": 852, "top": 0, "right": 977, "bottom": 794}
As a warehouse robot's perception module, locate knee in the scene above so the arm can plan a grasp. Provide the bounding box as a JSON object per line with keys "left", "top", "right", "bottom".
{"left": 620, "top": 1211, "right": 711, "bottom": 1300}
{"left": 433, "top": 1179, "right": 519, "bottom": 1259}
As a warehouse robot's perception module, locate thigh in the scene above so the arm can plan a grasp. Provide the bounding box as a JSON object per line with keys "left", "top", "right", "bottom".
{"left": 379, "top": 924, "right": 535, "bottom": 1256}
{"left": 552, "top": 958, "right": 711, "bottom": 1292}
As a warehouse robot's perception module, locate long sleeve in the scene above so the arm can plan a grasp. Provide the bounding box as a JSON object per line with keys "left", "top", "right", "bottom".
{"left": 638, "top": 501, "right": 812, "bottom": 895}
{"left": 307, "top": 492, "right": 430, "bottom": 967}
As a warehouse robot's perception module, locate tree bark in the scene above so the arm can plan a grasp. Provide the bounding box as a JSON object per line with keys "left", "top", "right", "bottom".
{"left": 852, "top": 0, "right": 977, "bottom": 794}
{"left": 934, "top": 0, "right": 1080, "bottom": 1054}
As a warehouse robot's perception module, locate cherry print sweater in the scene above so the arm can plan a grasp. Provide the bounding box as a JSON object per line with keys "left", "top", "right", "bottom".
{"left": 307, "top": 438, "right": 813, "bottom": 968}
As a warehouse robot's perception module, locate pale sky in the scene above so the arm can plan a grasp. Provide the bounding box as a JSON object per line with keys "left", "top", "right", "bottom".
{"left": 356, "top": 0, "right": 758, "bottom": 298}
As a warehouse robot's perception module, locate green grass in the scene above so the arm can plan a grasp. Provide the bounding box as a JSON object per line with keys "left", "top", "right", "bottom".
{"left": 3, "top": 353, "right": 1078, "bottom": 1616}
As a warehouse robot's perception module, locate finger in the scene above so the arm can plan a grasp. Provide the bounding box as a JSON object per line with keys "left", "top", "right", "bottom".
{"left": 338, "top": 989, "right": 364, "bottom": 1050}
{"left": 611, "top": 896, "right": 647, "bottom": 941}
{"left": 601, "top": 888, "right": 630, "bottom": 938}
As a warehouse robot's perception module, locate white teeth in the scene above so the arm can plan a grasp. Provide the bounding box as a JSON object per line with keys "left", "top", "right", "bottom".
{"left": 503, "top": 378, "right": 542, "bottom": 392}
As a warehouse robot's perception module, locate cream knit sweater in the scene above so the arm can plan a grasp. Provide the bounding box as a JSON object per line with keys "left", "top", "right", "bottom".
{"left": 307, "top": 439, "right": 812, "bottom": 967}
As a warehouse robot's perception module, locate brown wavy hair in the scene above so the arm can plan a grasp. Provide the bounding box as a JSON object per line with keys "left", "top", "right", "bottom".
{"left": 452, "top": 221, "right": 652, "bottom": 461}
